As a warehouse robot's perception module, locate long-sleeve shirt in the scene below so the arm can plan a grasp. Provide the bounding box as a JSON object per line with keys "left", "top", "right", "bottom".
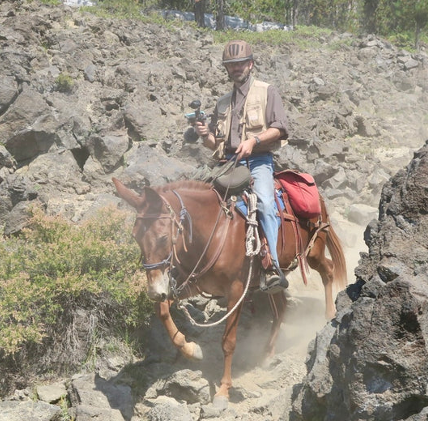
{"left": 209, "top": 76, "right": 289, "bottom": 153}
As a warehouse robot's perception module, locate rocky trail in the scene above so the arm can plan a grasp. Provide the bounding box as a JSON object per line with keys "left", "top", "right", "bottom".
{"left": 1, "top": 0, "right": 428, "bottom": 419}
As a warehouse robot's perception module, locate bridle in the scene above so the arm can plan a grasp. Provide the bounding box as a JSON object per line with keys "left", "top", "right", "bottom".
{"left": 135, "top": 188, "right": 233, "bottom": 299}
{"left": 140, "top": 250, "right": 173, "bottom": 271}
{"left": 136, "top": 190, "right": 191, "bottom": 272}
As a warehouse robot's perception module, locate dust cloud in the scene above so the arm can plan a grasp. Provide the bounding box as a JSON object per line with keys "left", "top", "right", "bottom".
{"left": 211, "top": 220, "right": 368, "bottom": 418}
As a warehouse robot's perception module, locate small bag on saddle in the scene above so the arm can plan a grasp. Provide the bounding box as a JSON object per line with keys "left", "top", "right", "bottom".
{"left": 211, "top": 162, "right": 252, "bottom": 196}
{"left": 275, "top": 170, "right": 321, "bottom": 219}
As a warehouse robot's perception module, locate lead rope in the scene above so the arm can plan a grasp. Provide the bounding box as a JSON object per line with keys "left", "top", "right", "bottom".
{"left": 177, "top": 158, "right": 258, "bottom": 328}
{"left": 245, "top": 192, "right": 261, "bottom": 257}
{"left": 177, "top": 198, "right": 259, "bottom": 326}
{"left": 177, "top": 255, "right": 254, "bottom": 327}
{"left": 182, "top": 194, "right": 260, "bottom": 325}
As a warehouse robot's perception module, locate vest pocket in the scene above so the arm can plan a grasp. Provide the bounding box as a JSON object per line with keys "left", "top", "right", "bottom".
{"left": 246, "top": 104, "right": 264, "bottom": 130}
{"left": 216, "top": 111, "right": 227, "bottom": 141}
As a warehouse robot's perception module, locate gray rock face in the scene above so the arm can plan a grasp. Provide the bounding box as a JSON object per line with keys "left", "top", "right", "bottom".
{"left": 0, "top": 400, "right": 62, "bottom": 421}
{"left": 0, "top": 1, "right": 427, "bottom": 228}
{"left": 290, "top": 141, "right": 428, "bottom": 421}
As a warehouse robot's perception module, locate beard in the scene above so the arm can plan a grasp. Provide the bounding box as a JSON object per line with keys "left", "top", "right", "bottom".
{"left": 228, "top": 67, "right": 251, "bottom": 85}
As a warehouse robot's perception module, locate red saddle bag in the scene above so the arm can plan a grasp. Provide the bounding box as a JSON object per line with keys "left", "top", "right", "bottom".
{"left": 275, "top": 170, "right": 321, "bottom": 219}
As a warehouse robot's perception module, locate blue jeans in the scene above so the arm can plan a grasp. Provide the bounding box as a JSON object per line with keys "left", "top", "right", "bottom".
{"left": 232, "top": 153, "right": 279, "bottom": 265}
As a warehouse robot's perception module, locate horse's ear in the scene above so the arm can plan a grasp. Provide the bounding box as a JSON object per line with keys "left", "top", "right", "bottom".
{"left": 144, "top": 186, "right": 164, "bottom": 212}
{"left": 112, "top": 177, "right": 144, "bottom": 209}
{"left": 112, "top": 178, "right": 164, "bottom": 212}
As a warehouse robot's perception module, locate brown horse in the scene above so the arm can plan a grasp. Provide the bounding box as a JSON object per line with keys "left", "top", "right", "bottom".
{"left": 112, "top": 177, "right": 347, "bottom": 408}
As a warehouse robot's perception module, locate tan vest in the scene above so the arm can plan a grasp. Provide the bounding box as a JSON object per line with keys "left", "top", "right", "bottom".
{"left": 213, "top": 79, "right": 280, "bottom": 159}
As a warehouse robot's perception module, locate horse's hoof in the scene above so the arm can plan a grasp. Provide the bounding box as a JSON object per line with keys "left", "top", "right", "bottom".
{"left": 180, "top": 341, "right": 203, "bottom": 360}
{"left": 191, "top": 342, "right": 203, "bottom": 360}
{"left": 212, "top": 395, "right": 229, "bottom": 410}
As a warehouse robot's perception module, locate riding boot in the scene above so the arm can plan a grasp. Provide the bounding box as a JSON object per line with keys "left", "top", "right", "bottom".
{"left": 260, "top": 261, "right": 289, "bottom": 294}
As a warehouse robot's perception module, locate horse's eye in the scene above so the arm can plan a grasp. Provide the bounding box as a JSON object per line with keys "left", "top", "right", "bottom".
{"left": 133, "top": 221, "right": 145, "bottom": 238}
{"left": 158, "top": 235, "right": 169, "bottom": 246}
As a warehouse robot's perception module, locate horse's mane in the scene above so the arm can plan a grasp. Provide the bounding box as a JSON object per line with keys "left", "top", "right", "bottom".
{"left": 154, "top": 179, "right": 212, "bottom": 193}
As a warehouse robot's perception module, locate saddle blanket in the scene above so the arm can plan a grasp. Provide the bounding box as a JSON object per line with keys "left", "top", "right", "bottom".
{"left": 235, "top": 189, "right": 285, "bottom": 228}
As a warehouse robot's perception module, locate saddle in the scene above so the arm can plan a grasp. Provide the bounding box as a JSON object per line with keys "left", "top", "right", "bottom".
{"left": 211, "top": 162, "right": 252, "bottom": 195}
{"left": 211, "top": 166, "right": 323, "bottom": 285}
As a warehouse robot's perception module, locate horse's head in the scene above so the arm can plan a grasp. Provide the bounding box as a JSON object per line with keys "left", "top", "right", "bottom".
{"left": 113, "top": 178, "right": 175, "bottom": 302}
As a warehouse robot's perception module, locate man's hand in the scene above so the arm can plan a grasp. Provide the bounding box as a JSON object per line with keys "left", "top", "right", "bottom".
{"left": 235, "top": 138, "right": 256, "bottom": 159}
{"left": 194, "top": 121, "right": 209, "bottom": 138}
{"left": 194, "top": 121, "right": 216, "bottom": 150}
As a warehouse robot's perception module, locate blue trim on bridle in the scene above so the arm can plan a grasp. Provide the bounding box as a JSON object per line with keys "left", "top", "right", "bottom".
{"left": 172, "top": 189, "right": 193, "bottom": 243}
{"left": 141, "top": 250, "right": 173, "bottom": 270}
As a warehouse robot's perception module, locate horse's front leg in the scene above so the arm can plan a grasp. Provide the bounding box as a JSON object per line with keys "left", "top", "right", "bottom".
{"left": 155, "top": 301, "right": 203, "bottom": 360}
{"left": 213, "top": 284, "right": 244, "bottom": 409}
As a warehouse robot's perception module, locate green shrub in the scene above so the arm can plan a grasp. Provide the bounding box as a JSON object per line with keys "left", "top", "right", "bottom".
{"left": 55, "top": 73, "right": 74, "bottom": 93}
{"left": 82, "top": 0, "right": 150, "bottom": 20}
{"left": 39, "top": 0, "right": 62, "bottom": 5}
{"left": 0, "top": 206, "right": 152, "bottom": 356}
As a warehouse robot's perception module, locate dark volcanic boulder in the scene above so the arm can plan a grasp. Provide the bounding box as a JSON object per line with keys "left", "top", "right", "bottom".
{"left": 291, "top": 140, "right": 428, "bottom": 421}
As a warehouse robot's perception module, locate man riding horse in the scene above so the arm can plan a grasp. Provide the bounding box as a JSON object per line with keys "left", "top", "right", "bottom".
{"left": 194, "top": 40, "right": 289, "bottom": 291}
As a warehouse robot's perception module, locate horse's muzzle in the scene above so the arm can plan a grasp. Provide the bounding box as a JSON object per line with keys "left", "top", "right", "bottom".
{"left": 147, "top": 270, "right": 171, "bottom": 302}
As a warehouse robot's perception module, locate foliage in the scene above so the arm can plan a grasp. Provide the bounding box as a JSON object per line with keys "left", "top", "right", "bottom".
{"left": 0, "top": 206, "right": 152, "bottom": 356}
{"left": 77, "top": 0, "right": 427, "bottom": 48}
{"left": 213, "top": 26, "right": 335, "bottom": 50}
{"left": 82, "top": 0, "right": 197, "bottom": 30}
{"left": 415, "top": 0, "right": 428, "bottom": 27}
{"left": 371, "top": 0, "right": 428, "bottom": 49}
{"left": 39, "top": 0, "right": 62, "bottom": 4}
{"left": 222, "top": 0, "right": 284, "bottom": 24}
{"left": 58, "top": 395, "right": 73, "bottom": 421}
{"left": 83, "top": 0, "right": 146, "bottom": 19}
{"left": 55, "top": 73, "right": 74, "bottom": 93}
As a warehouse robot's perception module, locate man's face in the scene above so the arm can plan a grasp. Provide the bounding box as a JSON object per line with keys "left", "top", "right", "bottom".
{"left": 224, "top": 60, "right": 253, "bottom": 85}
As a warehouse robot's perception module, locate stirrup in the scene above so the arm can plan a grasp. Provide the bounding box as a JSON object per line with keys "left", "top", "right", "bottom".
{"left": 259, "top": 262, "right": 289, "bottom": 294}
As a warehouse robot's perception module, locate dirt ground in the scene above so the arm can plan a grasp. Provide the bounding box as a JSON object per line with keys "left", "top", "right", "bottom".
{"left": 216, "top": 217, "right": 366, "bottom": 420}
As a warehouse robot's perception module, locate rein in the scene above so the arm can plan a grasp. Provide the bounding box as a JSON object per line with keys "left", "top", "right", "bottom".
{"left": 171, "top": 189, "right": 233, "bottom": 298}
{"left": 138, "top": 157, "right": 258, "bottom": 329}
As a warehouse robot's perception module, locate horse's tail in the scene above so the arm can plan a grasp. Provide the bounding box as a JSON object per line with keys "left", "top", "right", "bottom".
{"left": 326, "top": 223, "right": 348, "bottom": 291}
{"left": 319, "top": 195, "right": 348, "bottom": 291}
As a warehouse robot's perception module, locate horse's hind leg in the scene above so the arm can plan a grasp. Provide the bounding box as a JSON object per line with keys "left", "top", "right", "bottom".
{"left": 155, "top": 301, "right": 203, "bottom": 360}
{"left": 265, "top": 291, "right": 287, "bottom": 358}
{"left": 307, "top": 246, "right": 336, "bottom": 320}
{"left": 320, "top": 258, "right": 336, "bottom": 320}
